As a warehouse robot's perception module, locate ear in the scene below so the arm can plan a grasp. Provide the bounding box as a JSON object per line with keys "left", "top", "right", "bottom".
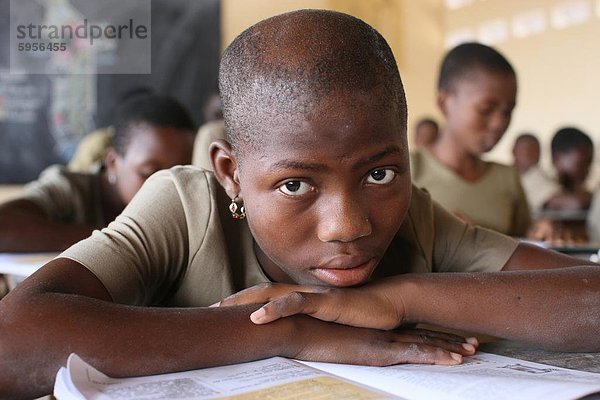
{"left": 437, "top": 90, "right": 450, "bottom": 117}
{"left": 210, "top": 139, "right": 241, "bottom": 200}
{"left": 104, "top": 148, "right": 119, "bottom": 174}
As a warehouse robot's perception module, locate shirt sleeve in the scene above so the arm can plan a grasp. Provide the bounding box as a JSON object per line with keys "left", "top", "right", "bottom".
{"left": 432, "top": 197, "right": 519, "bottom": 273}
{"left": 59, "top": 168, "right": 208, "bottom": 306}
{"left": 19, "top": 165, "right": 79, "bottom": 221}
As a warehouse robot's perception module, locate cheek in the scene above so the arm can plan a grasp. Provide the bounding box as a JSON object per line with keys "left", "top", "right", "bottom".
{"left": 117, "top": 171, "right": 145, "bottom": 204}
{"left": 247, "top": 196, "right": 311, "bottom": 250}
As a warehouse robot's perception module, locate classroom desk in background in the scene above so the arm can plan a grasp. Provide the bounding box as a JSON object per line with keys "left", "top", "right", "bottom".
{"left": 480, "top": 341, "right": 600, "bottom": 373}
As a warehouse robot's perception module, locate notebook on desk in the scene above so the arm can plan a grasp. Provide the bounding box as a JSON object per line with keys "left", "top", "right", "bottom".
{"left": 54, "top": 352, "right": 600, "bottom": 400}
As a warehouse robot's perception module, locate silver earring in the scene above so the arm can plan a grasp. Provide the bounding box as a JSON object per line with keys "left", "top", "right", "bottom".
{"left": 229, "top": 197, "right": 246, "bottom": 220}
{"left": 108, "top": 174, "right": 117, "bottom": 185}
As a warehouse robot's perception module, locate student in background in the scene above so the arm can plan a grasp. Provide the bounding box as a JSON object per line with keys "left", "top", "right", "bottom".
{"left": 68, "top": 88, "right": 155, "bottom": 173}
{"left": 411, "top": 42, "right": 530, "bottom": 236}
{"left": 0, "top": 94, "right": 196, "bottom": 252}
{"left": 545, "top": 127, "right": 594, "bottom": 211}
{"left": 413, "top": 117, "right": 439, "bottom": 149}
{"left": 0, "top": 11, "right": 598, "bottom": 398}
{"left": 512, "top": 133, "right": 560, "bottom": 216}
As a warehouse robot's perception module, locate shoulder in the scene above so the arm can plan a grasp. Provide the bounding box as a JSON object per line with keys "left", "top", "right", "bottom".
{"left": 485, "top": 161, "right": 518, "bottom": 176}
{"left": 485, "top": 161, "right": 521, "bottom": 185}
{"left": 25, "top": 164, "right": 96, "bottom": 191}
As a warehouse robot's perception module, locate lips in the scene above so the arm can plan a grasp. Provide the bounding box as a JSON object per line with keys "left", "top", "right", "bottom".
{"left": 311, "top": 257, "right": 376, "bottom": 287}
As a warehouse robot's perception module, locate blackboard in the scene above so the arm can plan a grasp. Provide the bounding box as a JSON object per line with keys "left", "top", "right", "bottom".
{"left": 0, "top": 0, "right": 220, "bottom": 183}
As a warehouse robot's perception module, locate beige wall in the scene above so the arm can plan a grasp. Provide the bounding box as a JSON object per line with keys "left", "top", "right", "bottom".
{"left": 221, "top": 0, "right": 600, "bottom": 183}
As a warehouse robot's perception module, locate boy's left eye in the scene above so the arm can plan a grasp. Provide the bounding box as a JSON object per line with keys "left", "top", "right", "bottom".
{"left": 366, "top": 169, "right": 396, "bottom": 185}
{"left": 278, "top": 181, "right": 314, "bottom": 196}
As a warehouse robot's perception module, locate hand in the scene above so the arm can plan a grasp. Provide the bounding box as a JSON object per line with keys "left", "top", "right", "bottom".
{"left": 216, "top": 282, "right": 405, "bottom": 330}
{"left": 289, "top": 316, "right": 478, "bottom": 366}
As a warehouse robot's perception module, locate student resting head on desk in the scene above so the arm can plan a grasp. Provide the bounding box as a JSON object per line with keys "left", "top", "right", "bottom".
{"left": 410, "top": 42, "right": 531, "bottom": 237}
{"left": 0, "top": 94, "right": 196, "bottom": 252}
{"left": 0, "top": 10, "right": 598, "bottom": 399}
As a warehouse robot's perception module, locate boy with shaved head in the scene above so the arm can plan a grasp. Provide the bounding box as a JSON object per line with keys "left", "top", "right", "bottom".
{"left": 0, "top": 10, "right": 598, "bottom": 399}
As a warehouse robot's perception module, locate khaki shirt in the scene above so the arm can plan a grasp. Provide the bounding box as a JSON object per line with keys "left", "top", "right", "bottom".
{"left": 411, "top": 149, "right": 531, "bottom": 237}
{"left": 588, "top": 190, "right": 600, "bottom": 242}
{"left": 520, "top": 165, "right": 561, "bottom": 217}
{"left": 61, "top": 167, "right": 518, "bottom": 307}
{"left": 19, "top": 165, "right": 105, "bottom": 228}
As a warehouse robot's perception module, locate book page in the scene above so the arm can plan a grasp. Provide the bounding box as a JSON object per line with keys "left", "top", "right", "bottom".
{"left": 54, "top": 354, "right": 397, "bottom": 400}
{"left": 301, "top": 352, "right": 600, "bottom": 400}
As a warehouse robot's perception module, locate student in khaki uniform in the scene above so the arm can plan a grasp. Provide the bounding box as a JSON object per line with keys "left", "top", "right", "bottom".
{"left": 0, "top": 94, "right": 196, "bottom": 252}
{"left": 512, "top": 133, "right": 561, "bottom": 217}
{"left": 411, "top": 43, "right": 530, "bottom": 237}
{"left": 0, "top": 10, "right": 598, "bottom": 399}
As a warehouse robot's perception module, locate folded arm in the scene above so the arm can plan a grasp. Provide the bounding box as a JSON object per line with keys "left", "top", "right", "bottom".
{"left": 0, "top": 199, "right": 95, "bottom": 252}
{"left": 0, "top": 258, "right": 476, "bottom": 398}
{"left": 220, "top": 243, "right": 600, "bottom": 352}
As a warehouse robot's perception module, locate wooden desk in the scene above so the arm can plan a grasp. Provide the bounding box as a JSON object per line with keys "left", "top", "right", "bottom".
{"left": 481, "top": 340, "right": 600, "bottom": 373}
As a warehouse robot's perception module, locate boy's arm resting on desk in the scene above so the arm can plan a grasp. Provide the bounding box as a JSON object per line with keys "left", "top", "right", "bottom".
{"left": 0, "top": 199, "right": 95, "bottom": 252}
{"left": 0, "top": 258, "right": 475, "bottom": 399}
{"left": 220, "top": 243, "right": 600, "bottom": 352}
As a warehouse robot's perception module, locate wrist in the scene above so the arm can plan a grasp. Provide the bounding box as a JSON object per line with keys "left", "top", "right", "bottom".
{"left": 274, "top": 315, "right": 308, "bottom": 359}
{"left": 381, "top": 274, "right": 425, "bottom": 325}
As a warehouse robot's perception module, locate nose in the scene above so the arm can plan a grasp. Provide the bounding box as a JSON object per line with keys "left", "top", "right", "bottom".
{"left": 317, "top": 195, "right": 372, "bottom": 243}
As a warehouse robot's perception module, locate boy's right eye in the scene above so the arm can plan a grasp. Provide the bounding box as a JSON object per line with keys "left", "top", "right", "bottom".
{"left": 278, "top": 181, "right": 313, "bottom": 196}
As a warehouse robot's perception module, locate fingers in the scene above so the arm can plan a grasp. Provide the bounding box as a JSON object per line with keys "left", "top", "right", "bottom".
{"left": 393, "top": 332, "right": 476, "bottom": 356}
{"left": 387, "top": 342, "right": 464, "bottom": 365}
{"left": 250, "top": 291, "right": 333, "bottom": 324}
{"left": 217, "top": 283, "right": 322, "bottom": 307}
{"left": 401, "top": 328, "right": 479, "bottom": 347}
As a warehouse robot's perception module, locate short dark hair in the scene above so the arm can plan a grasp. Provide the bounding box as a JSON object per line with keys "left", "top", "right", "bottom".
{"left": 551, "top": 127, "right": 594, "bottom": 155}
{"left": 416, "top": 118, "right": 438, "bottom": 130}
{"left": 438, "top": 42, "right": 515, "bottom": 92}
{"left": 219, "top": 9, "right": 406, "bottom": 156}
{"left": 514, "top": 133, "right": 540, "bottom": 147}
{"left": 112, "top": 94, "right": 196, "bottom": 156}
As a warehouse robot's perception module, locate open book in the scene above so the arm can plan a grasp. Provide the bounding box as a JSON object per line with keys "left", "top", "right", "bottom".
{"left": 54, "top": 352, "right": 600, "bottom": 400}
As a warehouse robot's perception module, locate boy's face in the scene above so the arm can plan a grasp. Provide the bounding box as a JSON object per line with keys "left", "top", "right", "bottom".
{"left": 513, "top": 138, "right": 540, "bottom": 173}
{"left": 554, "top": 147, "right": 593, "bottom": 186}
{"left": 440, "top": 68, "right": 516, "bottom": 156}
{"left": 236, "top": 90, "right": 411, "bottom": 287}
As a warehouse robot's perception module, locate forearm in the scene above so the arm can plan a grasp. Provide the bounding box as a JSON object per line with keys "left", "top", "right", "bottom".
{"left": 0, "top": 290, "right": 294, "bottom": 398}
{"left": 393, "top": 266, "right": 600, "bottom": 351}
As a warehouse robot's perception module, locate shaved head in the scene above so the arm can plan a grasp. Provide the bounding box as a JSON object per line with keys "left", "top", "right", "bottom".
{"left": 219, "top": 9, "right": 406, "bottom": 157}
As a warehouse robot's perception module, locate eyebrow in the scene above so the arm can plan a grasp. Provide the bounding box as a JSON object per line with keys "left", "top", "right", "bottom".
{"left": 269, "top": 145, "right": 403, "bottom": 172}
{"left": 353, "top": 145, "right": 403, "bottom": 170}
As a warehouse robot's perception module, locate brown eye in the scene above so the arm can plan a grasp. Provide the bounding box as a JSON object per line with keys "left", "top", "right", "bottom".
{"left": 366, "top": 169, "right": 395, "bottom": 185}
{"left": 279, "top": 181, "right": 313, "bottom": 196}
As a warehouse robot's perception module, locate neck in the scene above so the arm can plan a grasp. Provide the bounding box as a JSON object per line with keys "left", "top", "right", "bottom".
{"left": 253, "top": 241, "right": 294, "bottom": 284}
